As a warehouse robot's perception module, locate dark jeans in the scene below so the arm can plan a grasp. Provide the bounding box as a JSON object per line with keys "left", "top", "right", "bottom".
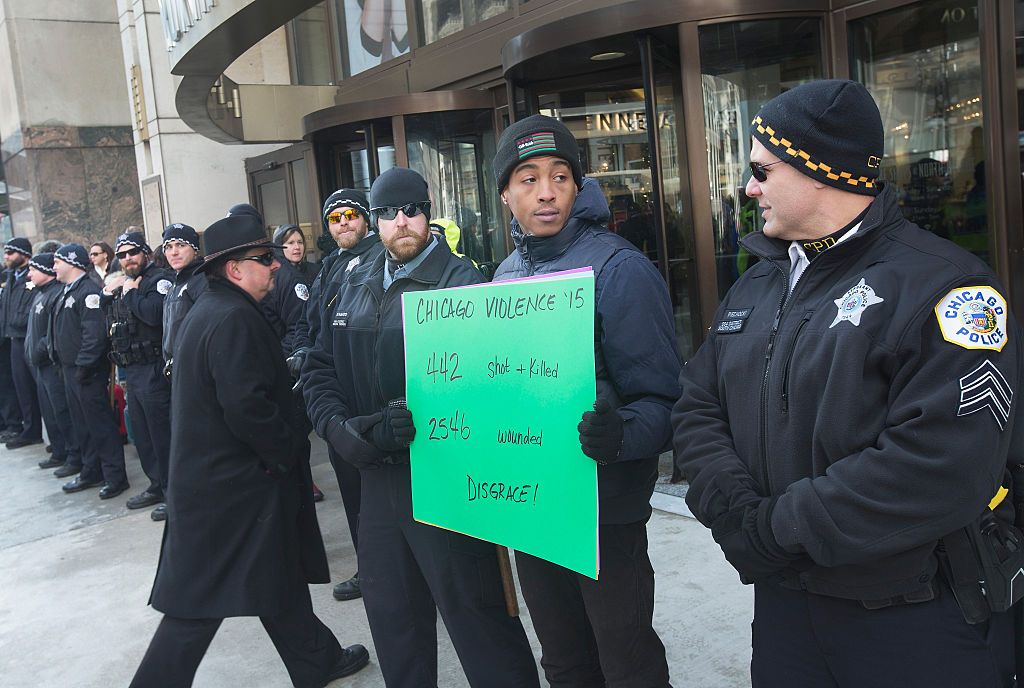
{"left": 750, "top": 580, "right": 1014, "bottom": 687}
{"left": 359, "top": 464, "right": 539, "bottom": 688}
{"left": 515, "top": 521, "right": 671, "bottom": 688}
{"left": 32, "top": 364, "right": 75, "bottom": 462}
{"left": 62, "top": 365, "right": 126, "bottom": 485}
{"left": 10, "top": 338, "right": 40, "bottom": 440}
{"left": 130, "top": 573, "right": 343, "bottom": 688}
{"left": 327, "top": 444, "right": 361, "bottom": 552}
{"left": 0, "top": 338, "right": 23, "bottom": 432}
{"left": 124, "top": 361, "right": 171, "bottom": 493}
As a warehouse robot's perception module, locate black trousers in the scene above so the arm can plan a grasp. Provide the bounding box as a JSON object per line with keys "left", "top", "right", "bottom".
{"left": 0, "top": 338, "right": 23, "bottom": 432}
{"left": 516, "top": 520, "right": 671, "bottom": 688}
{"left": 359, "top": 464, "right": 539, "bottom": 688}
{"left": 62, "top": 365, "right": 126, "bottom": 485}
{"left": 327, "top": 444, "right": 361, "bottom": 552}
{"left": 10, "top": 338, "right": 40, "bottom": 440}
{"left": 750, "top": 580, "right": 1014, "bottom": 687}
{"left": 123, "top": 361, "right": 171, "bottom": 493}
{"left": 32, "top": 364, "right": 74, "bottom": 462}
{"left": 130, "top": 574, "right": 343, "bottom": 688}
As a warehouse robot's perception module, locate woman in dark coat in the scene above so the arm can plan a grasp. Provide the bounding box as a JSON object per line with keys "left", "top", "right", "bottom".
{"left": 132, "top": 215, "right": 368, "bottom": 688}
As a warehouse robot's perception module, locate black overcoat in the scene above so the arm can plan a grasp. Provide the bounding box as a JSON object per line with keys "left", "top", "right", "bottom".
{"left": 149, "top": 278, "right": 329, "bottom": 619}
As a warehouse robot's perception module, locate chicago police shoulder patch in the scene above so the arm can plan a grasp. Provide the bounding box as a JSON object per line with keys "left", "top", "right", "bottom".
{"left": 294, "top": 283, "right": 310, "bottom": 301}
{"left": 935, "top": 285, "right": 1008, "bottom": 351}
{"left": 156, "top": 279, "right": 173, "bottom": 295}
{"left": 84, "top": 294, "right": 101, "bottom": 309}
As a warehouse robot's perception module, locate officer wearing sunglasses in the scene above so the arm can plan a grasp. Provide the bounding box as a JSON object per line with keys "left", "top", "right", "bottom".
{"left": 674, "top": 80, "right": 1021, "bottom": 686}
{"left": 303, "top": 167, "right": 539, "bottom": 688}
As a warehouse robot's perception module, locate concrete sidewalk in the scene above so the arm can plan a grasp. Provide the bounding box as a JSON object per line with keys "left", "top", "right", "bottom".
{"left": 0, "top": 439, "right": 753, "bottom": 687}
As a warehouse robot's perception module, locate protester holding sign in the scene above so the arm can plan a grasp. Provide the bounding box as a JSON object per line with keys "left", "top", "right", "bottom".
{"left": 302, "top": 167, "right": 539, "bottom": 688}
{"left": 492, "top": 115, "right": 680, "bottom": 688}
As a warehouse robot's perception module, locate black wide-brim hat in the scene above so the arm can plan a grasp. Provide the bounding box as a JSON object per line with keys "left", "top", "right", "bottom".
{"left": 196, "top": 215, "right": 282, "bottom": 273}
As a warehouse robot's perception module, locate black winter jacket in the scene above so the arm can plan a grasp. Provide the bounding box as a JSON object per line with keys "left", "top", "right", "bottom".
{"left": 107, "top": 262, "right": 174, "bottom": 366}
{"left": 291, "top": 232, "right": 383, "bottom": 355}
{"left": 2, "top": 267, "right": 34, "bottom": 339}
{"left": 303, "top": 240, "right": 484, "bottom": 468}
{"left": 673, "top": 183, "right": 1022, "bottom": 601}
{"left": 162, "top": 259, "right": 207, "bottom": 363}
{"left": 260, "top": 260, "right": 309, "bottom": 356}
{"left": 494, "top": 177, "right": 682, "bottom": 524}
{"left": 25, "top": 280, "right": 61, "bottom": 367}
{"left": 51, "top": 275, "right": 109, "bottom": 370}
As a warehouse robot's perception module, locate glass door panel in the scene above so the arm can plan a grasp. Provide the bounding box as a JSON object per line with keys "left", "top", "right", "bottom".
{"left": 850, "top": 0, "right": 990, "bottom": 264}
{"left": 698, "top": 18, "right": 824, "bottom": 298}
{"left": 253, "top": 167, "right": 290, "bottom": 238}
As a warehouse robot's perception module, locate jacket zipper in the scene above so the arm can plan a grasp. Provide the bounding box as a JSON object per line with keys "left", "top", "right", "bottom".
{"left": 758, "top": 262, "right": 789, "bottom": 492}
{"left": 780, "top": 311, "right": 814, "bottom": 412}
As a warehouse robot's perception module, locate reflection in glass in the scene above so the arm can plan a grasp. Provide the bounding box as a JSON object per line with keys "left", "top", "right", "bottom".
{"left": 291, "top": 158, "right": 317, "bottom": 255}
{"left": 292, "top": 4, "right": 334, "bottom": 85}
{"left": 699, "top": 18, "right": 822, "bottom": 298}
{"left": 416, "top": 0, "right": 510, "bottom": 44}
{"left": 405, "top": 110, "right": 503, "bottom": 272}
{"left": 335, "top": 0, "right": 410, "bottom": 77}
{"left": 850, "top": 0, "right": 989, "bottom": 265}
{"left": 258, "top": 179, "right": 290, "bottom": 237}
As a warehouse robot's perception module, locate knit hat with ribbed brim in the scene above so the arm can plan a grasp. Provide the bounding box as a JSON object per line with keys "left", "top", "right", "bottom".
{"left": 162, "top": 223, "right": 201, "bottom": 253}
{"left": 28, "top": 253, "right": 55, "bottom": 276}
{"left": 3, "top": 237, "right": 32, "bottom": 258}
{"left": 750, "top": 80, "right": 883, "bottom": 196}
{"left": 369, "top": 168, "right": 432, "bottom": 222}
{"left": 322, "top": 189, "right": 370, "bottom": 230}
{"left": 493, "top": 115, "right": 583, "bottom": 192}
{"left": 115, "top": 230, "right": 152, "bottom": 255}
{"left": 54, "top": 243, "right": 89, "bottom": 270}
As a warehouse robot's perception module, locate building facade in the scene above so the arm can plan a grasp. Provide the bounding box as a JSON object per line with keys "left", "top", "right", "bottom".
{"left": 161, "top": 0, "right": 1024, "bottom": 357}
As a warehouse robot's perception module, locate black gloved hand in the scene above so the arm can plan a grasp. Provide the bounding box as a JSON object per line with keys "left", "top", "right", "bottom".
{"left": 371, "top": 399, "right": 415, "bottom": 453}
{"left": 711, "top": 496, "right": 798, "bottom": 582}
{"left": 578, "top": 398, "right": 624, "bottom": 464}
{"left": 286, "top": 349, "right": 307, "bottom": 379}
{"left": 74, "top": 366, "right": 94, "bottom": 383}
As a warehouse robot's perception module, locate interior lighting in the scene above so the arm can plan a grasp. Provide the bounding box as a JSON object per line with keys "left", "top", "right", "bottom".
{"left": 591, "top": 51, "right": 626, "bottom": 61}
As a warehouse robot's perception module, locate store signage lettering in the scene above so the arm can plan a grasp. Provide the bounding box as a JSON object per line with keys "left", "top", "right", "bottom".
{"left": 592, "top": 111, "right": 674, "bottom": 134}
{"left": 160, "top": 0, "right": 216, "bottom": 50}
{"left": 940, "top": 6, "right": 976, "bottom": 24}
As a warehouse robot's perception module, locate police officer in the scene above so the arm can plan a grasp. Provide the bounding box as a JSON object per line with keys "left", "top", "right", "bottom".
{"left": 673, "top": 80, "right": 1021, "bottom": 686}
{"left": 107, "top": 231, "right": 174, "bottom": 512}
{"left": 132, "top": 215, "right": 368, "bottom": 687}
{"left": 492, "top": 115, "right": 679, "bottom": 688}
{"left": 25, "top": 253, "right": 78, "bottom": 471}
{"left": 289, "top": 188, "right": 383, "bottom": 602}
{"left": 303, "top": 168, "right": 539, "bottom": 688}
{"left": 51, "top": 243, "right": 128, "bottom": 498}
{"left": 2, "top": 237, "right": 43, "bottom": 449}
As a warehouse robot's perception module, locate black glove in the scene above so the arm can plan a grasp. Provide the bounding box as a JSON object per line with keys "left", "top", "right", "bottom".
{"left": 711, "top": 496, "right": 799, "bottom": 582}
{"left": 286, "top": 349, "right": 307, "bottom": 379}
{"left": 371, "top": 399, "right": 416, "bottom": 453}
{"left": 578, "top": 398, "right": 624, "bottom": 464}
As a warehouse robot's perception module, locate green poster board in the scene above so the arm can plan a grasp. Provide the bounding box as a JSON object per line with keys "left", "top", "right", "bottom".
{"left": 402, "top": 269, "right": 599, "bottom": 578}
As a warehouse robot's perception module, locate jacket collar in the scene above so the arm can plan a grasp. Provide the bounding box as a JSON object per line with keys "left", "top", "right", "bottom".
{"left": 510, "top": 177, "right": 610, "bottom": 265}
{"left": 350, "top": 235, "right": 452, "bottom": 302}
{"left": 176, "top": 258, "right": 203, "bottom": 282}
{"left": 346, "top": 232, "right": 381, "bottom": 257}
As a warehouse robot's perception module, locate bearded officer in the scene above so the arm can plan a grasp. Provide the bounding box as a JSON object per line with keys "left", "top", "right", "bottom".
{"left": 107, "top": 231, "right": 175, "bottom": 512}
{"left": 131, "top": 214, "right": 369, "bottom": 687}
{"left": 290, "top": 188, "right": 383, "bottom": 602}
{"left": 673, "top": 80, "right": 1021, "bottom": 686}
{"left": 51, "top": 243, "right": 128, "bottom": 497}
{"left": 303, "top": 167, "right": 539, "bottom": 688}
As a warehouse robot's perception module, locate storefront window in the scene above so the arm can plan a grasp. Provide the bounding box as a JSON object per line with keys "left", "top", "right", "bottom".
{"left": 850, "top": 0, "right": 990, "bottom": 265}
{"left": 336, "top": 0, "right": 410, "bottom": 74}
{"left": 699, "top": 18, "right": 823, "bottom": 298}
{"left": 291, "top": 4, "right": 335, "bottom": 85}
{"left": 404, "top": 110, "right": 503, "bottom": 272}
{"left": 291, "top": 158, "right": 317, "bottom": 255}
{"left": 416, "top": 0, "right": 510, "bottom": 44}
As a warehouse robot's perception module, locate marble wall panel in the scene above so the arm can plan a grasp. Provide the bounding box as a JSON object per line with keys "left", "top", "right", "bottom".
{"left": 23, "top": 126, "right": 79, "bottom": 149}
{"left": 82, "top": 145, "right": 142, "bottom": 244}
{"left": 32, "top": 147, "right": 88, "bottom": 245}
{"left": 3, "top": 149, "right": 38, "bottom": 241}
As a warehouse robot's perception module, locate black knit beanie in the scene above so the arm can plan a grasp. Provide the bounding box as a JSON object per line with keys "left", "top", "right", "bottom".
{"left": 750, "top": 80, "right": 883, "bottom": 196}
{"left": 54, "top": 243, "right": 89, "bottom": 270}
{"left": 322, "top": 189, "right": 370, "bottom": 229}
{"left": 3, "top": 237, "right": 32, "bottom": 258}
{"left": 115, "top": 230, "right": 152, "bottom": 255}
{"left": 28, "top": 252, "right": 56, "bottom": 276}
{"left": 162, "top": 223, "right": 201, "bottom": 253}
{"left": 493, "top": 115, "right": 583, "bottom": 191}
{"left": 369, "top": 168, "right": 431, "bottom": 222}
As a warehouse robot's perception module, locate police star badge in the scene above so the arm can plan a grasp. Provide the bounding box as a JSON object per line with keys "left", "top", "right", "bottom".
{"left": 830, "top": 278, "right": 884, "bottom": 328}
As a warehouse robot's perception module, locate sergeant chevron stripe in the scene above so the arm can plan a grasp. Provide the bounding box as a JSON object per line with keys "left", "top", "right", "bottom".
{"left": 957, "top": 360, "right": 1013, "bottom": 430}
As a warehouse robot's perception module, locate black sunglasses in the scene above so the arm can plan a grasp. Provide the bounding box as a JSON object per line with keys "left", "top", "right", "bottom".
{"left": 372, "top": 201, "right": 430, "bottom": 221}
{"left": 235, "top": 251, "right": 276, "bottom": 267}
{"left": 115, "top": 247, "right": 143, "bottom": 260}
{"left": 749, "top": 160, "right": 787, "bottom": 183}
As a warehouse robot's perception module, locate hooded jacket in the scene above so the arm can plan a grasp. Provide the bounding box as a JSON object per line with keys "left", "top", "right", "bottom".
{"left": 673, "top": 183, "right": 1023, "bottom": 601}
{"left": 493, "top": 178, "right": 682, "bottom": 524}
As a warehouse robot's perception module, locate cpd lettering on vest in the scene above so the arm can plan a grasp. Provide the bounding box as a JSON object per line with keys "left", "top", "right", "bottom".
{"left": 935, "top": 286, "right": 1009, "bottom": 351}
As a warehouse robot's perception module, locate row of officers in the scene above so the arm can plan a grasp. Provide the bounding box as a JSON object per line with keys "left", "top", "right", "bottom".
{"left": 8, "top": 79, "right": 1024, "bottom": 687}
